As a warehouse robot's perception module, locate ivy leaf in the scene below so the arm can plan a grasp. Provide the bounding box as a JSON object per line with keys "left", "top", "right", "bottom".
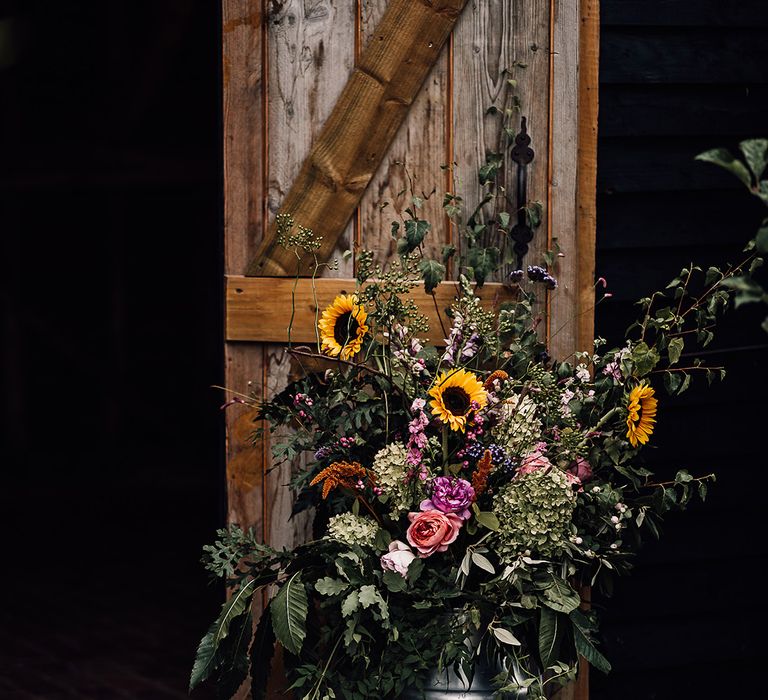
{"left": 538, "top": 607, "right": 562, "bottom": 668}
{"left": 190, "top": 577, "right": 258, "bottom": 690}
{"left": 405, "top": 219, "right": 431, "bottom": 250}
{"left": 755, "top": 224, "right": 768, "bottom": 254}
{"left": 667, "top": 337, "right": 684, "bottom": 365}
{"left": 467, "top": 246, "right": 500, "bottom": 287}
{"left": 442, "top": 244, "right": 457, "bottom": 263}
{"left": 631, "top": 341, "right": 660, "bottom": 377}
{"left": 419, "top": 258, "right": 445, "bottom": 294}
{"left": 696, "top": 147, "right": 752, "bottom": 188}
{"left": 270, "top": 572, "right": 308, "bottom": 656}
{"left": 739, "top": 138, "right": 768, "bottom": 182}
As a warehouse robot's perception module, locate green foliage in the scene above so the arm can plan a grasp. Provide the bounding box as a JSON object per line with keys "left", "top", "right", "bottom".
{"left": 190, "top": 577, "right": 259, "bottom": 691}
{"left": 696, "top": 138, "right": 768, "bottom": 330}
{"left": 270, "top": 572, "right": 309, "bottom": 656}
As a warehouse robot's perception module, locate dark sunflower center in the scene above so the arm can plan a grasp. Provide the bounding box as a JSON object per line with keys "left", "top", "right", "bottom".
{"left": 442, "top": 387, "right": 471, "bottom": 416}
{"left": 334, "top": 311, "right": 360, "bottom": 347}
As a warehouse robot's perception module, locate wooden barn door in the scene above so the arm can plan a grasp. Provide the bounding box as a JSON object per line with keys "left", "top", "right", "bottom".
{"left": 222, "top": 0, "right": 599, "bottom": 697}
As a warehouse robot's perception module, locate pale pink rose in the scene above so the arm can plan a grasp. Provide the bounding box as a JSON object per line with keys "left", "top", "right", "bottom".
{"left": 569, "top": 457, "right": 593, "bottom": 483}
{"left": 516, "top": 450, "right": 553, "bottom": 476}
{"left": 380, "top": 540, "right": 417, "bottom": 577}
{"left": 406, "top": 510, "right": 463, "bottom": 557}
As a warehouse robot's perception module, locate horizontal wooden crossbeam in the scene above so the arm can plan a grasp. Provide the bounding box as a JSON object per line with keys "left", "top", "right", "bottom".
{"left": 225, "top": 276, "right": 517, "bottom": 344}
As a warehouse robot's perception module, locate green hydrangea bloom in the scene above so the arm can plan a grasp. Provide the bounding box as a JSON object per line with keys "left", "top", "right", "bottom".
{"left": 372, "top": 443, "right": 430, "bottom": 515}
{"left": 327, "top": 513, "right": 378, "bottom": 549}
{"left": 493, "top": 393, "right": 541, "bottom": 454}
{"left": 493, "top": 468, "right": 576, "bottom": 560}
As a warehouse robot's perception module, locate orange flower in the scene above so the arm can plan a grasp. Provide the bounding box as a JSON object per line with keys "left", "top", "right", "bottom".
{"left": 310, "top": 461, "right": 371, "bottom": 499}
{"left": 471, "top": 450, "right": 494, "bottom": 497}
{"left": 483, "top": 370, "right": 509, "bottom": 391}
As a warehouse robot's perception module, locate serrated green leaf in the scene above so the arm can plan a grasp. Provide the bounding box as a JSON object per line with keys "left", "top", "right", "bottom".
{"left": 667, "top": 337, "right": 684, "bottom": 365}
{"left": 341, "top": 590, "right": 360, "bottom": 618}
{"left": 315, "top": 577, "right": 349, "bottom": 596}
{"left": 382, "top": 570, "right": 408, "bottom": 593}
{"left": 190, "top": 577, "right": 258, "bottom": 690}
{"left": 419, "top": 258, "right": 445, "bottom": 294}
{"left": 270, "top": 572, "right": 308, "bottom": 656}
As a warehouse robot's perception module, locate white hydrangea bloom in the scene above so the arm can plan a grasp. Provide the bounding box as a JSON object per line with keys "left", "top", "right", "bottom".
{"left": 326, "top": 513, "right": 378, "bottom": 549}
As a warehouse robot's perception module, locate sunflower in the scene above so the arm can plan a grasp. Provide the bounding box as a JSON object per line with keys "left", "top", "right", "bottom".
{"left": 626, "top": 382, "right": 658, "bottom": 447}
{"left": 429, "top": 369, "right": 487, "bottom": 432}
{"left": 318, "top": 295, "right": 369, "bottom": 360}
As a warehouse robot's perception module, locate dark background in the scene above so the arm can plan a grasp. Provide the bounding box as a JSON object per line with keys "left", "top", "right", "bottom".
{"left": 1, "top": 1, "right": 767, "bottom": 699}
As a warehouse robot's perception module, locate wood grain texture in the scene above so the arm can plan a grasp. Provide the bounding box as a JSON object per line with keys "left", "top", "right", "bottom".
{"left": 576, "top": 0, "right": 600, "bottom": 357}
{"left": 547, "top": 0, "right": 580, "bottom": 363}
{"left": 223, "top": 0, "right": 266, "bottom": 550}
{"left": 264, "top": 0, "right": 357, "bottom": 582}
{"left": 226, "top": 276, "right": 518, "bottom": 343}
{"left": 452, "top": 0, "right": 552, "bottom": 283}
{"left": 453, "top": 0, "right": 550, "bottom": 284}
{"left": 266, "top": 0, "right": 356, "bottom": 278}
{"left": 358, "top": 0, "right": 451, "bottom": 266}
{"left": 246, "top": 0, "right": 470, "bottom": 277}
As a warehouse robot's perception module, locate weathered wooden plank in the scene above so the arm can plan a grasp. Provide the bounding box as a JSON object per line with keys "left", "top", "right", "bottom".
{"left": 452, "top": 0, "right": 552, "bottom": 283}
{"left": 226, "top": 276, "right": 518, "bottom": 343}
{"left": 601, "top": 27, "right": 768, "bottom": 85}
{"left": 266, "top": 0, "right": 356, "bottom": 278}
{"left": 358, "top": 0, "right": 450, "bottom": 266}
{"left": 246, "top": 0, "right": 470, "bottom": 277}
{"left": 264, "top": 0, "right": 357, "bottom": 571}
{"left": 548, "top": 0, "right": 581, "bottom": 362}
{"left": 223, "top": 0, "right": 266, "bottom": 547}
{"left": 576, "top": 0, "right": 600, "bottom": 359}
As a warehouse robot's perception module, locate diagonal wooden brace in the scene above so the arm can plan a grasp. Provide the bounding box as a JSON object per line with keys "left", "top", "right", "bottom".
{"left": 246, "top": 0, "right": 470, "bottom": 277}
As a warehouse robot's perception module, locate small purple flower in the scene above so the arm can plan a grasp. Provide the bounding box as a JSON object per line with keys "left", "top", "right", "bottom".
{"left": 420, "top": 477, "right": 475, "bottom": 520}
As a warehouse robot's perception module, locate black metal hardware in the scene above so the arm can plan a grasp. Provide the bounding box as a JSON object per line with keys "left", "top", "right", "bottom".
{"left": 510, "top": 116, "right": 535, "bottom": 270}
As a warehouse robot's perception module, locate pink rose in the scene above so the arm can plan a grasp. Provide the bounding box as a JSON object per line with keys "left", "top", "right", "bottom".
{"left": 517, "top": 450, "right": 553, "bottom": 476}
{"left": 569, "top": 457, "right": 593, "bottom": 483}
{"left": 406, "top": 510, "right": 462, "bottom": 558}
{"left": 380, "top": 540, "right": 417, "bottom": 577}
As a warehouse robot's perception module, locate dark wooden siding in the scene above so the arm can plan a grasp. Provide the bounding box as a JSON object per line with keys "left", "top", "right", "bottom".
{"left": 593, "top": 2, "right": 768, "bottom": 698}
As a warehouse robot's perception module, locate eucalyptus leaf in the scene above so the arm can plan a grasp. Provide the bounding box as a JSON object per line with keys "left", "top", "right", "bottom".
{"left": 493, "top": 627, "right": 521, "bottom": 646}
{"left": 471, "top": 551, "right": 496, "bottom": 574}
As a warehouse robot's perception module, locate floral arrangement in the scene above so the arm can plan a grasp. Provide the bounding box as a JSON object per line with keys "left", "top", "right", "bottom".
{"left": 190, "top": 195, "right": 758, "bottom": 698}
